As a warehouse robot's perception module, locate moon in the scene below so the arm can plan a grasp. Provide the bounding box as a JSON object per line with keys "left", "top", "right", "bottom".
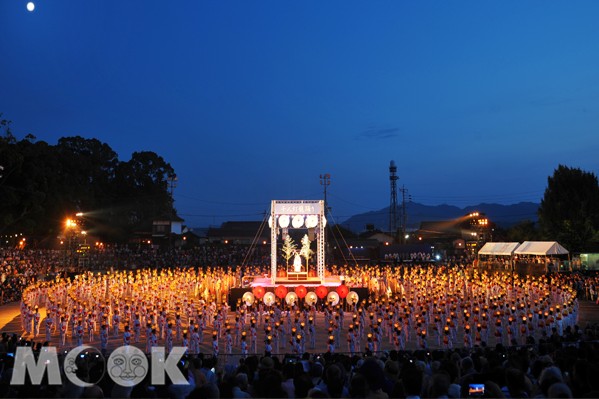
{"left": 27, "top": 2, "right": 35, "bottom": 12}
{"left": 63, "top": 345, "right": 104, "bottom": 388}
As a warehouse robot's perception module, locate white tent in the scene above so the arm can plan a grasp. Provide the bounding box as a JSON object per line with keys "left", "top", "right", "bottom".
{"left": 478, "top": 242, "right": 520, "bottom": 256}
{"left": 513, "top": 241, "right": 569, "bottom": 256}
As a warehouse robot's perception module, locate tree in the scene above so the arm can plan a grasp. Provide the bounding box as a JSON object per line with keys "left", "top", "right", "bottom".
{"left": 0, "top": 123, "right": 54, "bottom": 235}
{"left": 538, "top": 165, "right": 599, "bottom": 252}
{"left": 52, "top": 137, "right": 120, "bottom": 239}
{"left": 112, "top": 151, "right": 176, "bottom": 239}
{"left": 281, "top": 234, "right": 297, "bottom": 267}
{"left": 506, "top": 220, "right": 539, "bottom": 243}
{"left": 0, "top": 114, "right": 178, "bottom": 245}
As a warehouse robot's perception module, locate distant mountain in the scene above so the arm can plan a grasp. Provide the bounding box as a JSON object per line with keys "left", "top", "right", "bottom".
{"left": 340, "top": 202, "right": 539, "bottom": 233}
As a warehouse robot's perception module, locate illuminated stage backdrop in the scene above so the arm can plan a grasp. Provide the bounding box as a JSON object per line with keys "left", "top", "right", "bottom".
{"left": 269, "top": 200, "right": 326, "bottom": 284}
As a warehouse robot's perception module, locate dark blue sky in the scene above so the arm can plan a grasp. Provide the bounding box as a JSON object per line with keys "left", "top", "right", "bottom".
{"left": 2, "top": 1, "right": 599, "bottom": 227}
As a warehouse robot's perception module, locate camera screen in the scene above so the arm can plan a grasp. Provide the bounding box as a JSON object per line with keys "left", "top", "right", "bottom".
{"left": 469, "top": 384, "right": 485, "bottom": 396}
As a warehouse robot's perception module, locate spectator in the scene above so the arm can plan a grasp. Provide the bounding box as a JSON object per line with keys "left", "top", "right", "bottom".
{"left": 357, "top": 358, "right": 389, "bottom": 399}
{"left": 232, "top": 373, "right": 252, "bottom": 399}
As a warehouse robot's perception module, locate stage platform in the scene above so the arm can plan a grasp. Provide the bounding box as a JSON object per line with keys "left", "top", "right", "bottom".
{"left": 249, "top": 275, "right": 342, "bottom": 287}
{"left": 229, "top": 285, "right": 369, "bottom": 310}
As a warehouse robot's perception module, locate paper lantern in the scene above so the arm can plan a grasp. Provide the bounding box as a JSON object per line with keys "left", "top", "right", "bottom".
{"left": 336, "top": 285, "right": 349, "bottom": 299}
{"left": 275, "top": 285, "right": 288, "bottom": 299}
{"left": 315, "top": 285, "right": 328, "bottom": 299}
{"left": 253, "top": 286, "right": 266, "bottom": 299}
{"left": 305, "top": 215, "right": 318, "bottom": 228}
{"left": 305, "top": 292, "right": 318, "bottom": 306}
{"left": 242, "top": 292, "right": 255, "bottom": 306}
{"left": 327, "top": 291, "right": 340, "bottom": 306}
{"left": 285, "top": 292, "right": 298, "bottom": 306}
{"left": 278, "top": 215, "right": 290, "bottom": 228}
{"left": 292, "top": 215, "right": 304, "bottom": 228}
{"left": 294, "top": 285, "right": 307, "bottom": 299}
{"left": 347, "top": 291, "right": 359, "bottom": 305}
{"left": 263, "top": 292, "right": 276, "bottom": 306}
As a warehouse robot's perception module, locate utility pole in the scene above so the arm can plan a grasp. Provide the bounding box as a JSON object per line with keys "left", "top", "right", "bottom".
{"left": 319, "top": 174, "right": 331, "bottom": 218}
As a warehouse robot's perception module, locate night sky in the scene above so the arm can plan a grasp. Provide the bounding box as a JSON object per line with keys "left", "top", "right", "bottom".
{"left": 2, "top": 1, "right": 599, "bottom": 228}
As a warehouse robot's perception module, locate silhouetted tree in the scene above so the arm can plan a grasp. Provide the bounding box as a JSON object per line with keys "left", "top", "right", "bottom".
{"left": 506, "top": 220, "right": 539, "bottom": 243}
{"left": 538, "top": 165, "right": 599, "bottom": 252}
{"left": 112, "top": 151, "right": 176, "bottom": 240}
{"left": 0, "top": 115, "right": 177, "bottom": 245}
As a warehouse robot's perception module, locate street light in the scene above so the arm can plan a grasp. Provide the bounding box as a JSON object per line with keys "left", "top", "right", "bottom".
{"left": 64, "top": 216, "right": 82, "bottom": 267}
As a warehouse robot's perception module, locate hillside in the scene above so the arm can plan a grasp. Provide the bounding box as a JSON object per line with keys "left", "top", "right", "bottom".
{"left": 340, "top": 202, "right": 539, "bottom": 233}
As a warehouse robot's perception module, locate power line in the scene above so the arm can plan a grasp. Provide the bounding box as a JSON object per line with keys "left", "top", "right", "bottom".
{"left": 178, "top": 212, "right": 266, "bottom": 218}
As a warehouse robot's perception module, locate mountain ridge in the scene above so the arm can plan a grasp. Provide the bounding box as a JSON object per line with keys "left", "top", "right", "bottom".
{"left": 340, "top": 201, "right": 539, "bottom": 233}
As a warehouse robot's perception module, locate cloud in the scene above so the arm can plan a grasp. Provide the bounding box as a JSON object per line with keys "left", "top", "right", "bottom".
{"left": 357, "top": 127, "right": 400, "bottom": 140}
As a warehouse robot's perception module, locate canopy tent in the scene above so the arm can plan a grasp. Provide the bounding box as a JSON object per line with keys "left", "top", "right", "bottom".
{"left": 478, "top": 242, "right": 520, "bottom": 256}
{"left": 514, "top": 241, "right": 569, "bottom": 256}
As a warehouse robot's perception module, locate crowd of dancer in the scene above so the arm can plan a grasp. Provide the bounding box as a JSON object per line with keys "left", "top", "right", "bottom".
{"left": 3, "top": 247, "right": 599, "bottom": 397}
{"left": 17, "top": 264, "right": 583, "bottom": 358}
{"left": 0, "top": 245, "right": 269, "bottom": 305}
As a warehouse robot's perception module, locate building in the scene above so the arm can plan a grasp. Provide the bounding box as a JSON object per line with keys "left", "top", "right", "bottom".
{"left": 415, "top": 212, "right": 494, "bottom": 255}
{"left": 206, "top": 221, "right": 269, "bottom": 244}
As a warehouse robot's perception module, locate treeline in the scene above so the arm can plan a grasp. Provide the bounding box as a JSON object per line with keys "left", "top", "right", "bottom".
{"left": 537, "top": 165, "right": 599, "bottom": 252}
{"left": 0, "top": 116, "right": 176, "bottom": 245}
{"left": 495, "top": 165, "right": 599, "bottom": 253}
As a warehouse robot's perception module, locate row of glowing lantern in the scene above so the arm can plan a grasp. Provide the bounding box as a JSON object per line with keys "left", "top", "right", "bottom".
{"left": 268, "top": 214, "right": 326, "bottom": 229}
{"left": 242, "top": 284, "right": 359, "bottom": 307}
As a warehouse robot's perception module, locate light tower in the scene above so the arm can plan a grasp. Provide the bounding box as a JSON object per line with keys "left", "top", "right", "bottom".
{"left": 389, "top": 161, "right": 399, "bottom": 233}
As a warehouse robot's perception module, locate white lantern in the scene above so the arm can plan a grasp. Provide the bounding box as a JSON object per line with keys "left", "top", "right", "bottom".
{"left": 285, "top": 292, "right": 298, "bottom": 306}
{"left": 263, "top": 292, "right": 276, "bottom": 306}
{"left": 347, "top": 291, "right": 359, "bottom": 306}
{"left": 278, "top": 215, "right": 290, "bottom": 229}
{"left": 242, "top": 291, "right": 255, "bottom": 306}
{"left": 327, "top": 291, "right": 340, "bottom": 306}
{"left": 305, "top": 291, "right": 318, "bottom": 306}
{"left": 292, "top": 215, "right": 304, "bottom": 229}
{"left": 305, "top": 215, "right": 318, "bottom": 228}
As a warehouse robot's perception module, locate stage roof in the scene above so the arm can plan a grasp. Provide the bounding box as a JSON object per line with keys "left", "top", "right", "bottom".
{"left": 514, "top": 241, "right": 569, "bottom": 256}
{"left": 478, "top": 242, "right": 520, "bottom": 256}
